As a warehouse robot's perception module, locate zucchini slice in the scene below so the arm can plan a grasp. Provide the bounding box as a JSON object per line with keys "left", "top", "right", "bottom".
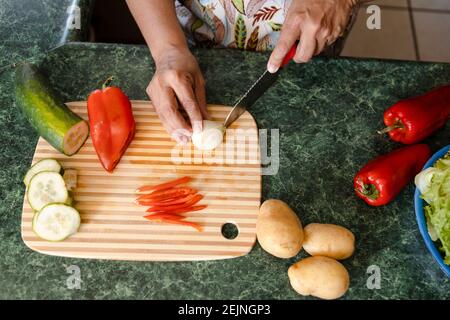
{"left": 23, "top": 159, "right": 61, "bottom": 187}
{"left": 32, "top": 203, "right": 80, "bottom": 241}
{"left": 27, "top": 171, "right": 68, "bottom": 211}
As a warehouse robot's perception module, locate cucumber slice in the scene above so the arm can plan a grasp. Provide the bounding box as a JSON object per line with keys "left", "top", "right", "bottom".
{"left": 32, "top": 204, "right": 80, "bottom": 241}
{"left": 32, "top": 211, "right": 39, "bottom": 228}
{"left": 23, "top": 159, "right": 61, "bottom": 187}
{"left": 27, "top": 172, "right": 68, "bottom": 211}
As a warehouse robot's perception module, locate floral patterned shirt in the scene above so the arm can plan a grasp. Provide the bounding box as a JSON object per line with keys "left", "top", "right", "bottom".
{"left": 175, "top": 0, "right": 292, "bottom": 51}
{"left": 175, "top": 0, "right": 357, "bottom": 54}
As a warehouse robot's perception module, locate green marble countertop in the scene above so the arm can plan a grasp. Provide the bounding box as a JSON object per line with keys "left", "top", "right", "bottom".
{"left": 1, "top": 42, "right": 449, "bottom": 299}
{"left": 0, "top": 0, "right": 92, "bottom": 69}
{"left": 1, "top": 0, "right": 450, "bottom": 300}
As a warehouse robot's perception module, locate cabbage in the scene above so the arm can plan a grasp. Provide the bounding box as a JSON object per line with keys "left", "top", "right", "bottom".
{"left": 415, "top": 151, "right": 450, "bottom": 265}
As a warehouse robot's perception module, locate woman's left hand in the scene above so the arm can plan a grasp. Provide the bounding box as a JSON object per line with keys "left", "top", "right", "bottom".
{"left": 267, "top": 0, "right": 357, "bottom": 73}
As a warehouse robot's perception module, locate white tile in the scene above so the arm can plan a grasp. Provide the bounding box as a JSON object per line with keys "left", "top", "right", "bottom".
{"left": 341, "top": 7, "right": 416, "bottom": 61}
{"left": 413, "top": 11, "right": 450, "bottom": 63}
{"left": 410, "top": 0, "right": 450, "bottom": 10}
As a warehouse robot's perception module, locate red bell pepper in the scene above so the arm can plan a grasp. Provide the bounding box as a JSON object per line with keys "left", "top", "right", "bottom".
{"left": 378, "top": 85, "right": 450, "bottom": 144}
{"left": 87, "top": 77, "right": 135, "bottom": 172}
{"left": 354, "top": 144, "right": 431, "bottom": 206}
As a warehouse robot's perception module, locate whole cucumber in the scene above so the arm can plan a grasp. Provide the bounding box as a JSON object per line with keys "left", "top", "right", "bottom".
{"left": 15, "top": 62, "right": 89, "bottom": 156}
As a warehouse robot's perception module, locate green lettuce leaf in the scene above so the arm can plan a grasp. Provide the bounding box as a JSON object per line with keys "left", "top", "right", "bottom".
{"left": 418, "top": 151, "right": 450, "bottom": 265}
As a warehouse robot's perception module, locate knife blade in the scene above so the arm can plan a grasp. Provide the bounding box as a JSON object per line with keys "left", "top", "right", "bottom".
{"left": 223, "top": 70, "right": 280, "bottom": 128}
{"left": 223, "top": 43, "right": 298, "bottom": 128}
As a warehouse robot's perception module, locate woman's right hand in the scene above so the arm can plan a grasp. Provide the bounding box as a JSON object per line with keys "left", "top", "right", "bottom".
{"left": 148, "top": 46, "right": 209, "bottom": 144}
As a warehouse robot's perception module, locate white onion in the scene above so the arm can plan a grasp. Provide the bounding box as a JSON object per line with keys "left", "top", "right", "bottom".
{"left": 192, "top": 120, "right": 225, "bottom": 151}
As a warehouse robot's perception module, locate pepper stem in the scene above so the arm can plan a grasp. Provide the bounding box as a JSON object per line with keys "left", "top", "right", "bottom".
{"left": 102, "top": 76, "right": 115, "bottom": 90}
{"left": 377, "top": 122, "right": 404, "bottom": 135}
{"left": 355, "top": 179, "right": 380, "bottom": 200}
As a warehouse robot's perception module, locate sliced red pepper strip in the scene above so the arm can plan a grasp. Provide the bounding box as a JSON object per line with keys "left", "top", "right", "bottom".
{"left": 135, "top": 187, "right": 196, "bottom": 202}
{"left": 148, "top": 187, "right": 196, "bottom": 198}
{"left": 136, "top": 176, "right": 191, "bottom": 193}
{"left": 159, "top": 218, "right": 203, "bottom": 232}
{"left": 143, "top": 213, "right": 185, "bottom": 221}
{"left": 172, "top": 205, "right": 207, "bottom": 214}
{"left": 143, "top": 215, "right": 203, "bottom": 232}
{"left": 135, "top": 199, "right": 159, "bottom": 206}
{"left": 145, "top": 205, "right": 208, "bottom": 216}
{"left": 148, "top": 195, "right": 203, "bottom": 211}
{"left": 146, "top": 195, "right": 203, "bottom": 212}
{"left": 137, "top": 192, "right": 197, "bottom": 206}
{"left": 135, "top": 195, "right": 193, "bottom": 206}
{"left": 135, "top": 195, "right": 185, "bottom": 206}
{"left": 143, "top": 194, "right": 197, "bottom": 207}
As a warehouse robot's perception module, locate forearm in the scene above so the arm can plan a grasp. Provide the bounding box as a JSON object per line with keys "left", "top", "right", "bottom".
{"left": 126, "top": 0, "right": 188, "bottom": 63}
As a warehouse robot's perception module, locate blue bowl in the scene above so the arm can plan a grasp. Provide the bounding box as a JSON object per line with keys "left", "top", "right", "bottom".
{"left": 414, "top": 144, "right": 450, "bottom": 278}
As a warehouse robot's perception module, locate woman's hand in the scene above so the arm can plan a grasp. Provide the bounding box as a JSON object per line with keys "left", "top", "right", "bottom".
{"left": 268, "top": 0, "right": 357, "bottom": 73}
{"left": 126, "top": 1, "right": 208, "bottom": 143}
{"left": 148, "top": 47, "right": 209, "bottom": 144}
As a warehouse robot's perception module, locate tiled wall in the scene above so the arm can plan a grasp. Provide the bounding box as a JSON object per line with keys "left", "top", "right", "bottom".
{"left": 341, "top": 0, "right": 450, "bottom": 63}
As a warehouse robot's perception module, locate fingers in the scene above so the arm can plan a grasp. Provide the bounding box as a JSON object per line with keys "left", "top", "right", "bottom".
{"left": 267, "top": 21, "right": 301, "bottom": 73}
{"left": 171, "top": 75, "right": 204, "bottom": 134}
{"left": 294, "top": 26, "right": 318, "bottom": 63}
{"left": 314, "top": 37, "right": 327, "bottom": 56}
{"left": 277, "top": 0, "right": 353, "bottom": 64}
{"left": 195, "top": 75, "right": 210, "bottom": 120}
{"left": 148, "top": 68, "right": 209, "bottom": 145}
{"left": 148, "top": 85, "right": 191, "bottom": 144}
{"left": 315, "top": 28, "right": 331, "bottom": 56}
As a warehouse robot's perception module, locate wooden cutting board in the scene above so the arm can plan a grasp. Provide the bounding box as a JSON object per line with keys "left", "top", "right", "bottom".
{"left": 21, "top": 101, "right": 261, "bottom": 261}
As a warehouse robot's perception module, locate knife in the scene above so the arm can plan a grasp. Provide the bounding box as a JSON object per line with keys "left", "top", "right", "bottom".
{"left": 223, "top": 44, "right": 298, "bottom": 128}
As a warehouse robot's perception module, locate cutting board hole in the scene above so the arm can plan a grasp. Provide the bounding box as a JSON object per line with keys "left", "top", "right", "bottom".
{"left": 221, "top": 223, "right": 239, "bottom": 240}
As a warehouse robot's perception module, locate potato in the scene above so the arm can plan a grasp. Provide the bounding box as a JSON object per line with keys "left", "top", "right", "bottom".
{"left": 302, "top": 223, "right": 355, "bottom": 260}
{"left": 288, "top": 256, "right": 350, "bottom": 300}
{"left": 256, "top": 199, "right": 303, "bottom": 258}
